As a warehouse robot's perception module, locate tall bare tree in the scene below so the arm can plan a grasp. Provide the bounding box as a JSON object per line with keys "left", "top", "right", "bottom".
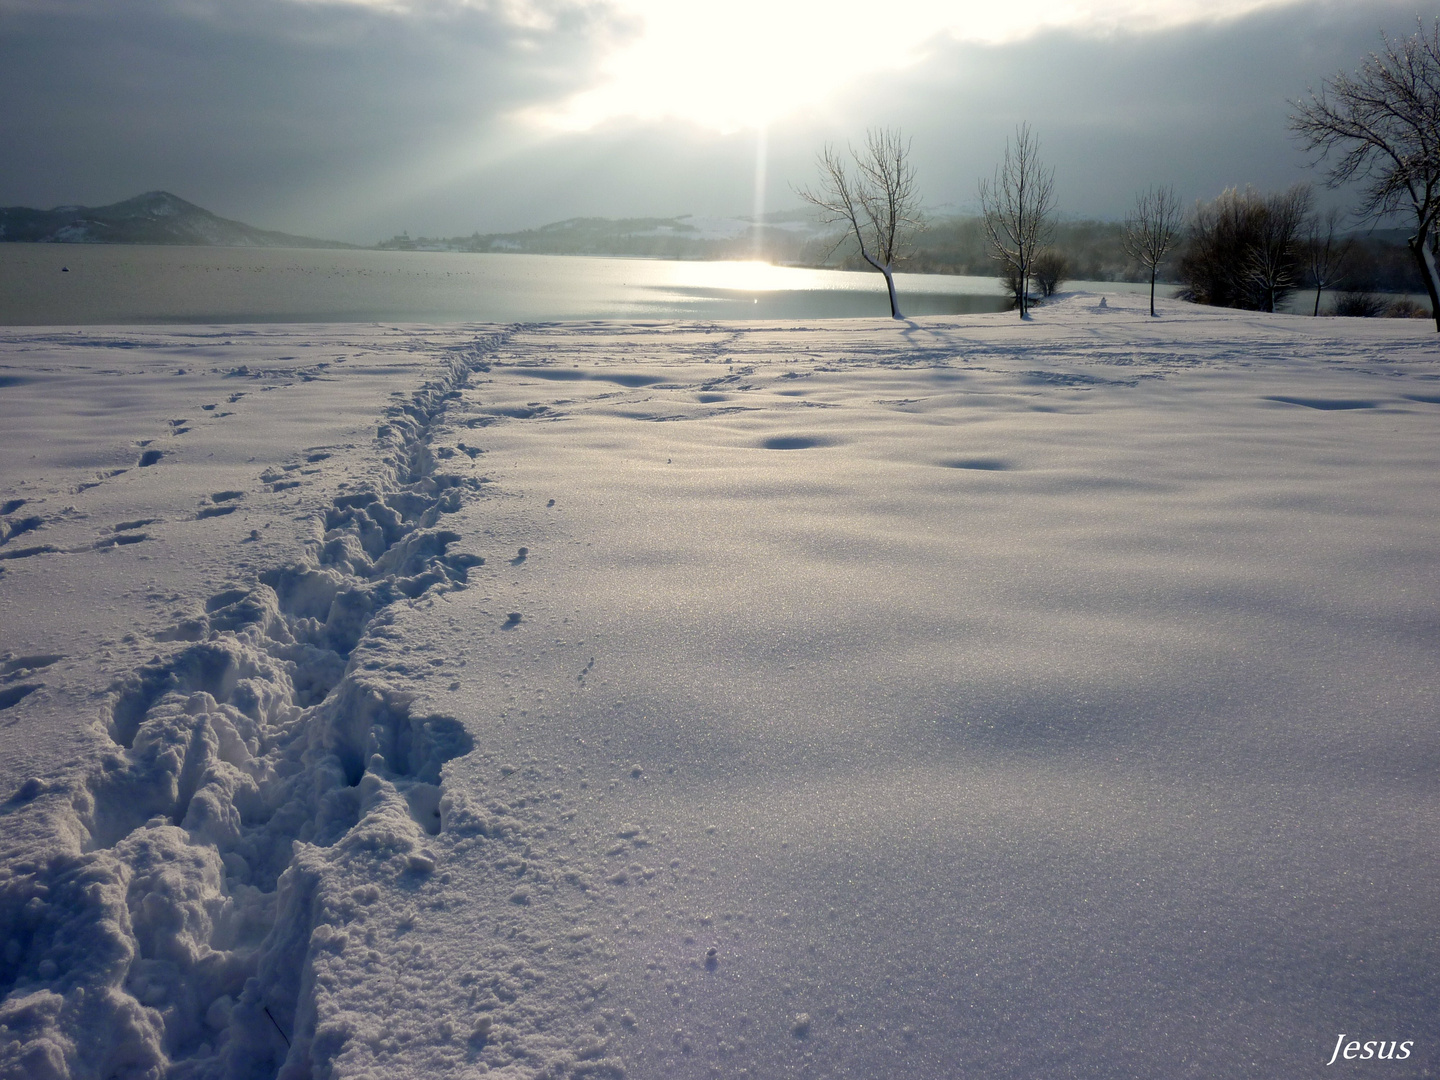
{"left": 979, "top": 124, "right": 1056, "bottom": 318}
{"left": 1122, "top": 185, "right": 1183, "bottom": 316}
{"left": 1291, "top": 19, "right": 1440, "bottom": 330}
{"left": 798, "top": 128, "right": 921, "bottom": 320}
{"left": 1304, "top": 206, "right": 1355, "bottom": 316}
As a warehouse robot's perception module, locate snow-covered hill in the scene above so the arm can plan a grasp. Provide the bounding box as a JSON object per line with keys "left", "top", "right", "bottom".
{"left": 0, "top": 192, "right": 352, "bottom": 248}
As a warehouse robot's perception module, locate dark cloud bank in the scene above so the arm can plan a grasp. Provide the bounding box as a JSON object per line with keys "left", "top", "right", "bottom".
{"left": 0, "top": 0, "right": 1425, "bottom": 242}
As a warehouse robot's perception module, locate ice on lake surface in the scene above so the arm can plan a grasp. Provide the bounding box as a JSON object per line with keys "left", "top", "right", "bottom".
{"left": 0, "top": 293, "right": 1436, "bottom": 1078}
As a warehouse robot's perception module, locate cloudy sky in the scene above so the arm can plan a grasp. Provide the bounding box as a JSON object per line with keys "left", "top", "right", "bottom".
{"left": 0, "top": 0, "right": 1424, "bottom": 242}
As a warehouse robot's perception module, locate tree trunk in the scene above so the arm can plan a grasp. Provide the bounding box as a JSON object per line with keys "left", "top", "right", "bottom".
{"left": 1313, "top": 285, "right": 1322, "bottom": 317}
{"left": 881, "top": 267, "right": 903, "bottom": 319}
{"left": 1149, "top": 270, "right": 1157, "bottom": 317}
{"left": 861, "top": 251, "right": 903, "bottom": 320}
{"left": 1408, "top": 231, "right": 1440, "bottom": 332}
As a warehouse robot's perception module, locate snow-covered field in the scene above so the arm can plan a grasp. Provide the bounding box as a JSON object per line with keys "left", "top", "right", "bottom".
{"left": 1, "top": 294, "right": 1437, "bottom": 1079}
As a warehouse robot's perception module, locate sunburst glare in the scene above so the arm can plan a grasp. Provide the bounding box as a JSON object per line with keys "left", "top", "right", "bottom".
{"left": 528, "top": 0, "right": 1303, "bottom": 132}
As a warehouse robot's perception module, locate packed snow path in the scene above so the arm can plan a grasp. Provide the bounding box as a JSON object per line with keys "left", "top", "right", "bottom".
{"left": 1, "top": 295, "right": 1438, "bottom": 1078}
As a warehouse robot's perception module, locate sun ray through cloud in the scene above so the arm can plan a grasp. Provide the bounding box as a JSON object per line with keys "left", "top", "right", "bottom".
{"left": 525, "top": 0, "right": 1306, "bottom": 132}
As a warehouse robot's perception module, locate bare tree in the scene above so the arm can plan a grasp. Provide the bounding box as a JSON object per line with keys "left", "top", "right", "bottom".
{"left": 798, "top": 128, "right": 921, "bottom": 320}
{"left": 1122, "top": 185, "right": 1183, "bottom": 316}
{"left": 979, "top": 124, "right": 1056, "bottom": 318}
{"left": 1246, "top": 183, "right": 1313, "bottom": 313}
{"left": 1304, "top": 206, "right": 1355, "bottom": 315}
{"left": 1291, "top": 19, "right": 1440, "bottom": 330}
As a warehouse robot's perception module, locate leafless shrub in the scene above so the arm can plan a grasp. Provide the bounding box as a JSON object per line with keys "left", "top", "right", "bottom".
{"left": 1333, "top": 291, "right": 1389, "bottom": 317}
{"left": 1386, "top": 297, "right": 1429, "bottom": 318}
{"left": 1030, "top": 249, "right": 1070, "bottom": 298}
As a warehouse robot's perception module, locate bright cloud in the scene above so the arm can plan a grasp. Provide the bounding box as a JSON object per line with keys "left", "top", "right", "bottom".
{"left": 531, "top": 0, "right": 1303, "bottom": 131}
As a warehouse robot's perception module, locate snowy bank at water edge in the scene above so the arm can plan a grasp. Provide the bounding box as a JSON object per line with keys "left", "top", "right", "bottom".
{"left": 1, "top": 294, "right": 1438, "bottom": 1079}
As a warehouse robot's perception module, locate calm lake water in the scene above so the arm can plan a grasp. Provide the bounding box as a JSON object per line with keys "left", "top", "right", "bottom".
{"left": 0, "top": 244, "right": 1174, "bottom": 325}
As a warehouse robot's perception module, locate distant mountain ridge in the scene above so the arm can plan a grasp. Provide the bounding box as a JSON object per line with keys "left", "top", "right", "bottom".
{"left": 0, "top": 191, "right": 353, "bottom": 248}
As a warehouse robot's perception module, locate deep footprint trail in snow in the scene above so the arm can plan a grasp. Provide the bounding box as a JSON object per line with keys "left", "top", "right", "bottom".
{"left": 0, "top": 331, "right": 564, "bottom": 1077}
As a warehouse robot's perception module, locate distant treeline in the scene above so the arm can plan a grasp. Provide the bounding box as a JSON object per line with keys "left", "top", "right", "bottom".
{"left": 379, "top": 218, "right": 780, "bottom": 261}
{"left": 384, "top": 214, "right": 1424, "bottom": 294}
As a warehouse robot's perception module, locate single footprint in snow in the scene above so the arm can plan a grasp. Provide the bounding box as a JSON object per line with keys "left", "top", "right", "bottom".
{"left": 0, "top": 684, "right": 41, "bottom": 711}
{"left": 138, "top": 450, "right": 163, "bottom": 467}
{"left": 510, "top": 547, "right": 528, "bottom": 565}
{"left": 0, "top": 544, "right": 59, "bottom": 561}
{"left": 1, "top": 654, "right": 63, "bottom": 678}
{"left": 93, "top": 533, "right": 149, "bottom": 549}
{"left": 2, "top": 515, "right": 43, "bottom": 544}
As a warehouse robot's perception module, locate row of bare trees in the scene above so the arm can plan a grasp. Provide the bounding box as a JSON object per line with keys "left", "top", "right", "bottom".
{"left": 800, "top": 18, "right": 1440, "bottom": 328}
{"left": 1174, "top": 19, "right": 1440, "bottom": 328}
{"left": 798, "top": 126, "right": 1346, "bottom": 321}
{"left": 801, "top": 131, "right": 1375, "bottom": 322}
{"left": 801, "top": 123, "right": 1068, "bottom": 320}
{"left": 1170, "top": 186, "right": 1361, "bottom": 316}
{"left": 802, "top": 123, "right": 1179, "bottom": 322}
{"left": 980, "top": 131, "right": 1186, "bottom": 318}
